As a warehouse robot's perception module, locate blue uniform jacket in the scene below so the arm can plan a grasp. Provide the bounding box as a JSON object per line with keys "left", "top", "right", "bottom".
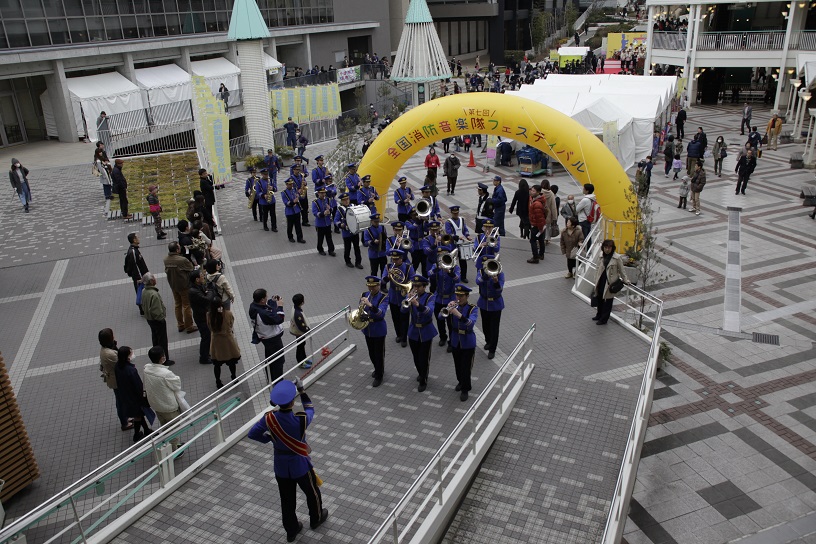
{"left": 357, "top": 186, "right": 379, "bottom": 210}
{"left": 382, "top": 262, "right": 415, "bottom": 302}
{"left": 406, "top": 220, "right": 423, "bottom": 245}
{"left": 290, "top": 173, "right": 307, "bottom": 193}
{"left": 362, "top": 224, "right": 388, "bottom": 259}
{"left": 421, "top": 235, "right": 445, "bottom": 263}
{"left": 256, "top": 178, "right": 277, "bottom": 206}
{"left": 394, "top": 187, "right": 414, "bottom": 215}
{"left": 312, "top": 166, "right": 329, "bottom": 185}
{"left": 282, "top": 188, "right": 301, "bottom": 216}
{"left": 477, "top": 271, "right": 505, "bottom": 311}
{"left": 401, "top": 291, "right": 438, "bottom": 342}
{"left": 444, "top": 217, "right": 470, "bottom": 241}
{"left": 311, "top": 197, "right": 333, "bottom": 228}
{"left": 345, "top": 173, "right": 361, "bottom": 195}
{"left": 361, "top": 290, "right": 389, "bottom": 338}
{"left": 245, "top": 175, "right": 259, "bottom": 199}
{"left": 263, "top": 155, "right": 281, "bottom": 180}
{"left": 473, "top": 233, "right": 500, "bottom": 270}
{"left": 325, "top": 183, "right": 338, "bottom": 200}
{"left": 247, "top": 393, "right": 314, "bottom": 479}
{"left": 491, "top": 185, "right": 507, "bottom": 212}
{"left": 444, "top": 303, "right": 478, "bottom": 349}
{"left": 334, "top": 206, "right": 355, "bottom": 239}
{"left": 291, "top": 164, "right": 309, "bottom": 177}
{"left": 428, "top": 263, "right": 459, "bottom": 304}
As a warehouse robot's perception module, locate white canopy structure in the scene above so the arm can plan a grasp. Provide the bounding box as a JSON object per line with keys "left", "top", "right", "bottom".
{"left": 65, "top": 72, "right": 147, "bottom": 141}
{"left": 191, "top": 58, "right": 241, "bottom": 107}
{"left": 134, "top": 64, "right": 193, "bottom": 125}
{"left": 263, "top": 53, "right": 283, "bottom": 74}
{"left": 571, "top": 96, "right": 636, "bottom": 167}
{"left": 557, "top": 46, "right": 590, "bottom": 57}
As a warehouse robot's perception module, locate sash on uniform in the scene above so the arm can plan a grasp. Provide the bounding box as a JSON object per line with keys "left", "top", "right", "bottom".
{"left": 265, "top": 411, "right": 311, "bottom": 457}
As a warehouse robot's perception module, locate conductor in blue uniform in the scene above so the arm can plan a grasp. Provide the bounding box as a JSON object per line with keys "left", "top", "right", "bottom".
{"left": 248, "top": 379, "right": 329, "bottom": 542}
{"left": 442, "top": 284, "right": 478, "bottom": 401}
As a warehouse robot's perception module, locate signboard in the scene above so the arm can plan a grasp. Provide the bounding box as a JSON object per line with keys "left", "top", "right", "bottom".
{"left": 191, "top": 76, "right": 230, "bottom": 186}
{"left": 269, "top": 84, "right": 341, "bottom": 123}
{"left": 606, "top": 32, "right": 648, "bottom": 58}
{"left": 337, "top": 66, "right": 361, "bottom": 84}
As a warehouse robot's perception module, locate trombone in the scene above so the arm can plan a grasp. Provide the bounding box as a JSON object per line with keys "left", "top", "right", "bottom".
{"left": 439, "top": 248, "right": 458, "bottom": 271}
{"left": 483, "top": 253, "right": 502, "bottom": 277}
{"left": 472, "top": 227, "right": 499, "bottom": 262}
{"left": 392, "top": 230, "right": 411, "bottom": 252}
{"left": 439, "top": 301, "right": 457, "bottom": 318}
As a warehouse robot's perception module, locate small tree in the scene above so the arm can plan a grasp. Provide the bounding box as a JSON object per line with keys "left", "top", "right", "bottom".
{"left": 326, "top": 117, "right": 363, "bottom": 182}
{"left": 530, "top": 12, "right": 553, "bottom": 55}
{"left": 565, "top": 2, "right": 579, "bottom": 36}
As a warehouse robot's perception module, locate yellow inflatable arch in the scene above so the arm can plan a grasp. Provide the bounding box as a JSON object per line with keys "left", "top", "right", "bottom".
{"left": 360, "top": 93, "right": 635, "bottom": 244}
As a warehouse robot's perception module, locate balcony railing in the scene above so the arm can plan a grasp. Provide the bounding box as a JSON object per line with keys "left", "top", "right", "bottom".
{"left": 652, "top": 31, "right": 687, "bottom": 51}
{"left": 790, "top": 30, "right": 816, "bottom": 50}
{"left": 696, "top": 30, "right": 786, "bottom": 51}
{"left": 270, "top": 64, "right": 391, "bottom": 90}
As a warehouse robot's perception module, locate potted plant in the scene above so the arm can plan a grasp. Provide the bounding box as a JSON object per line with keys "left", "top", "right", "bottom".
{"left": 233, "top": 153, "right": 247, "bottom": 172}
{"left": 244, "top": 154, "right": 266, "bottom": 171}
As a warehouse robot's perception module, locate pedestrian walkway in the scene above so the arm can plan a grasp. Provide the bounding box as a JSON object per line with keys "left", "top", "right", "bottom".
{"left": 621, "top": 104, "right": 816, "bottom": 544}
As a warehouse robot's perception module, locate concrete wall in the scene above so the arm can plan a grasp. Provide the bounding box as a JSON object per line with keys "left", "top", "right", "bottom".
{"left": 335, "top": 0, "right": 391, "bottom": 59}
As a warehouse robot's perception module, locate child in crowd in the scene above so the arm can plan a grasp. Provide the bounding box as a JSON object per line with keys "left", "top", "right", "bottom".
{"left": 678, "top": 176, "right": 690, "bottom": 209}
{"left": 146, "top": 185, "right": 167, "bottom": 240}
{"left": 672, "top": 154, "right": 683, "bottom": 180}
{"left": 290, "top": 293, "right": 312, "bottom": 369}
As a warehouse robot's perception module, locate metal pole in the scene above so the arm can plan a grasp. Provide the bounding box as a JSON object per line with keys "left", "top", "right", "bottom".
{"left": 68, "top": 495, "right": 88, "bottom": 543}
{"left": 436, "top": 454, "right": 445, "bottom": 505}
{"left": 391, "top": 514, "right": 399, "bottom": 544}
{"left": 470, "top": 417, "right": 477, "bottom": 455}
{"left": 214, "top": 399, "right": 225, "bottom": 444}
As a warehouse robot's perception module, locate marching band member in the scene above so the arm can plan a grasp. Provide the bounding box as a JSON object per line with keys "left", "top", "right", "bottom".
{"left": 442, "top": 284, "right": 478, "bottom": 401}
{"left": 311, "top": 155, "right": 329, "bottom": 185}
{"left": 263, "top": 148, "right": 282, "bottom": 182}
{"left": 324, "top": 174, "right": 340, "bottom": 233}
{"left": 473, "top": 218, "right": 500, "bottom": 273}
{"left": 445, "top": 205, "right": 472, "bottom": 283}
{"left": 256, "top": 168, "right": 278, "bottom": 232}
{"left": 428, "top": 246, "right": 459, "bottom": 352}
{"left": 475, "top": 182, "right": 493, "bottom": 233}
{"left": 419, "top": 185, "right": 441, "bottom": 220}
{"left": 291, "top": 155, "right": 309, "bottom": 177}
{"left": 358, "top": 175, "right": 379, "bottom": 213}
{"left": 362, "top": 212, "right": 388, "bottom": 276}
{"left": 421, "top": 221, "right": 445, "bottom": 272}
{"left": 381, "top": 249, "right": 414, "bottom": 348}
{"left": 291, "top": 162, "right": 310, "bottom": 227}
{"left": 476, "top": 260, "right": 505, "bottom": 360}
{"left": 359, "top": 275, "right": 389, "bottom": 387}
{"left": 394, "top": 176, "right": 414, "bottom": 222}
{"left": 406, "top": 211, "right": 427, "bottom": 275}
{"left": 282, "top": 178, "right": 305, "bottom": 244}
{"left": 334, "top": 193, "right": 363, "bottom": 269}
{"left": 311, "top": 185, "right": 336, "bottom": 257}
{"left": 400, "top": 274, "right": 437, "bottom": 392}
{"left": 344, "top": 163, "right": 361, "bottom": 205}
{"left": 244, "top": 166, "right": 260, "bottom": 221}
{"left": 386, "top": 220, "right": 410, "bottom": 264}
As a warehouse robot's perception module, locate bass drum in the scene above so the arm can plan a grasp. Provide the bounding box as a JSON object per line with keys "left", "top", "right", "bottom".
{"left": 346, "top": 205, "right": 372, "bottom": 234}
{"left": 457, "top": 241, "right": 475, "bottom": 260}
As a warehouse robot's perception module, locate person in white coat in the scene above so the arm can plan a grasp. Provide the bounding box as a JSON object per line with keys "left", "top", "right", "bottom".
{"left": 143, "top": 346, "right": 188, "bottom": 452}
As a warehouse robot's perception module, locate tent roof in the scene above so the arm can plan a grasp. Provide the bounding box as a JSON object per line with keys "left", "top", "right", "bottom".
{"left": 65, "top": 71, "right": 140, "bottom": 100}
{"left": 533, "top": 74, "right": 608, "bottom": 86}
{"left": 557, "top": 46, "right": 589, "bottom": 56}
{"left": 134, "top": 64, "right": 191, "bottom": 90}
{"left": 572, "top": 96, "right": 633, "bottom": 130}
{"left": 227, "top": 0, "right": 271, "bottom": 40}
{"left": 264, "top": 53, "right": 283, "bottom": 70}
{"left": 191, "top": 57, "right": 241, "bottom": 79}
{"left": 590, "top": 91, "right": 662, "bottom": 120}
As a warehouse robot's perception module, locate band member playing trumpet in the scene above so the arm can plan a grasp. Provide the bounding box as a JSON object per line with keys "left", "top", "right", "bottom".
{"left": 419, "top": 185, "right": 441, "bottom": 220}
{"left": 441, "top": 284, "right": 478, "bottom": 401}
{"left": 387, "top": 221, "right": 412, "bottom": 265}
{"left": 381, "top": 249, "right": 415, "bottom": 347}
{"left": 344, "top": 163, "right": 361, "bottom": 205}
{"left": 244, "top": 166, "right": 260, "bottom": 222}
{"left": 334, "top": 193, "right": 363, "bottom": 269}
{"left": 360, "top": 276, "right": 389, "bottom": 387}
{"left": 406, "top": 210, "right": 428, "bottom": 275}
{"left": 445, "top": 205, "right": 472, "bottom": 283}
{"left": 400, "top": 275, "right": 437, "bottom": 392}
{"left": 324, "top": 174, "right": 340, "bottom": 233}
{"left": 291, "top": 162, "right": 310, "bottom": 227}
{"left": 358, "top": 175, "right": 379, "bottom": 213}
{"left": 477, "top": 261, "right": 505, "bottom": 360}
{"left": 282, "top": 178, "right": 305, "bottom": 244}
{"left": 256, "top": 168, "right": 278, "bottom": 232}
{"left": 473, "top": 218, "right": 500, "bottom": 273}
{"left": 428, "top": 246, "right": 459, "bottom": 351}
{"left": 362, "top": 213, "right": 388, "bottom": 276}
{"left": 394, "top": 176, "right": 414, "bottom": 222}
{"left": 311, "top": 185, "right": 336, "bottom": 257}
{"left": 422, "top": 221, "right": 449, "bottom": 274}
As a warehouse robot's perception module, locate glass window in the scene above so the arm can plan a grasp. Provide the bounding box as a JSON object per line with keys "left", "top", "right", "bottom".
{"left": 165, "top": 13, "right": 182, "bottom": 35}
{"left": 117, "top": 0, "right": 135, "bottom": 14}
{"left": 63, "top": 0, "right": 85, "bottom": 16}
{"left": 103, "top": 17, "right": 123, "bottom": 40}
{"left": 137, "top": 14, "right": 154, "bottom": 38}
{"left": 1, "top": 1, "right": 25, "bottom": 18}
{"left": 68, "top": 17, "right": 89, "bottom": 43}
{"left": 100, "top": 0, "right": 118, "bottom": 15}
{"left": 49, "top": 17, "right": 70, "bottom": 45}
{"left": 0, "top": 23, "right": 8, "bottom": 50}
{"left": 121, "top": 15, "right": 139, "bottom": 39}
{"left": 85, "top": 16, "right": 106, "bottom": 41}
{"left": 28, "top": 20, "right": 52, "bottom": 46}
{"left": 23, "top": 0, "right": 45, "bottom": 18}
{"left": 42, "top": 0, "right": 66, "bottom": 16}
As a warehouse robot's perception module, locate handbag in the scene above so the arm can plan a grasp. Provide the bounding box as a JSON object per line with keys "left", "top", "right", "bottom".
{"left": 758, "top": 149, "right": 763, "bottom": 158}
{"left": 135, "top": 282, "right": 145, "bottom": 305}
{"left": 549, "top": 220, "right": 560, "bottom": 237}
{"left": 569, "top": 247, "right": 579, "bottom": 259}
{"left": 590, "top": 295, "right": 600, "bottom": 308}
{"left": 609, "top": 278, "right": 625, "bottom": 294}
{"left": 761, "top": 133, "right": 768, "bottom": 145}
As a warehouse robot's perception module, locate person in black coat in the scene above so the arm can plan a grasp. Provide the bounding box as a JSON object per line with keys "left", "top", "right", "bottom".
{"left": 9, "top": 158, "right": 32, "bottom": 212}
{"left": 111, "top": 158, "right": 131, "bottom": 218}
{"left": 509, "top": 178, "right": 530, "bottom": 239}
{"left": 734, "top": 149, "right": 757, "bottom": 195}
{"left": 198, "top": 168, "right": 216, "bottom": 213}
{"left": 114, "top": 346, "right": 152, "bottom": 443}
{"left": 189, "top": 270, "right": 212, "bottom": 365}
{"left": 124, "top": 232, "right": 149, "bottom": 315}
{"left": 675, "top": 107, "right": 687, "bottom": 139}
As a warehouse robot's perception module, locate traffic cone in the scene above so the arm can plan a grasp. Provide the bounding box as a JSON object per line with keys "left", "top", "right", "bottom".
{"left": 467, "top": 150, "right": 476, "bottom": 167}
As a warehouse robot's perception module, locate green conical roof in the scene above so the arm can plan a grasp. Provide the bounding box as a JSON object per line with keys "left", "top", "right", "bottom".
{"left": 405, "top": 0, "right": 433, "bottom": 24}
{"left": 228, "top": 0, "right": 270, "bottom": 41}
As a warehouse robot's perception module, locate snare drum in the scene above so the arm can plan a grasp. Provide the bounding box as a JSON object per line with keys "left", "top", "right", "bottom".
{"left": 346, "top": 205, "right": 372, "bottom": 234}
{"left": 457, "top": 241, "right": 475, "bottom": 260}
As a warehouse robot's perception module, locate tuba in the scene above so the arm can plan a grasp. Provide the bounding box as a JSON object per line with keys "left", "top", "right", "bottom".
{"left": 347, "top": 301, "right": 370, "bottom": 330}
{"left": 439, "top": 248, "right": 458, "bottom": 271}
{"left": 389, "top": 266, "right": 412, "bottom": 296}
{"left": 483, "top": 253, "right": 502, "bottom": 277}
{"left": 415, "top": 198, "right": 432, "bottom": 218}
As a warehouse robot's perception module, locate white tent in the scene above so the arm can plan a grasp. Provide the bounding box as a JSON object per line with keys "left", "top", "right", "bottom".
{"left": 191, "top": 57, "right": 241, "bottom": 107}
{"left": 263, "top": 53, "right": 283, "bottom": 74}
{"left": 589, "top": 92, "right": 660, "bottom": 158}
{"left": 531, "top": 74, "right": 608, "bottom": 86}
{"left": 571, "top": 96, "right": 637, "bottom": 167}
{"left": 557, "top": 46, "right": 590, "bottom": 57}
{"left": 134, "top": 64, "right": 193, "bottom": 125}
{"left": 65, "top": 72, "right": 147, "bottom": 141}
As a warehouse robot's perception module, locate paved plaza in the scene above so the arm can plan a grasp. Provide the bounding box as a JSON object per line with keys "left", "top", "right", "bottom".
{"left": 0, "top": 102, "right": 814, "bottom": 544}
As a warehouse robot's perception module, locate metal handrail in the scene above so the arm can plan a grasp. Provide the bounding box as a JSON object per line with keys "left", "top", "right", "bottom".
{"left": 366, "top": 324, "right": 536, "bottom": 544}
{"left": 0, "top": 307, "right": 351, "bottom": 544}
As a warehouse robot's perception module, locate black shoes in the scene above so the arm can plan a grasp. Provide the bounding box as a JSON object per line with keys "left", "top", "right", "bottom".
{"left": 346, "top": 262, "right": 354, "bottom": 268}
{"left": 401, "top": 340, "right": 407, "bottom": 348}
{"left": 355, "top": 263, "right": 364, "bottom": 269}
{"left": 318, "top": 250, "right": 326, "bottom": 255}
{"left": 455, "top": 383, "right": 462, "bottom": 391}
{"left": 263, "top": 226, "right": 269, "bottom": 231}
{"left": 592, "top": 315, "right": 600, "bottom": 321}
{"left": 372, "top": 378, "right": 382, "bottom": 387}
{"left": 297, "top": 239, "right": 306, "bottom": 244}
{"left": 596, "top": 320, "right": 608, "bottom": 325}
{"left": 289, "top": 238, "right": 296, "bottom": 243}
{"left": 487, "top": 351, "right": 495, "bottom": 359}
{"left": 328, "top": 251, "right": 336, "bottom": 257}
{"left": 157, "top": 233, "right": 167, "bottom": 240}
{"left": 447, "top": 345, "right": 452, "bottom": 353}
{"left": 311, "top": 509, "right": 329, "bottom": 530}
{"left": 418, "top": 382, "right": 427, "bottom": 392}
{"left": 287, "top": 522, "right": 303, "bottom": 542}
{"left": 438, "top": 338, "right": 447, "bottom": 347}
{"left": 460, "top": 391, "right": 468, "bottom": 401}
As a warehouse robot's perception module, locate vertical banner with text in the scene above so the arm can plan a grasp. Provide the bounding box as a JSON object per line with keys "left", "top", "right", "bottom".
{"left": 192, "top": 76, "right": 230, "bottom": 185}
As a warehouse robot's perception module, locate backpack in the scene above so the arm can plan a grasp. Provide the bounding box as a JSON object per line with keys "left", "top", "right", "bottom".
{"left": 206, "top": 273, "right": 222, "bottom": 301}
{"left": 587, "top": 200, "right": 601, "bottom": 223}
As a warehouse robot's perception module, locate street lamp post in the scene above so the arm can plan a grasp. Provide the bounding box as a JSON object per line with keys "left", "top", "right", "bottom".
{"left": 796, "top": 89, "right": 811, "bottom": 142}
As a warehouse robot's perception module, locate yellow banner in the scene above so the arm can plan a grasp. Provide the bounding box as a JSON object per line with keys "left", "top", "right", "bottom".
{"left": 191, "top": 76, "right": 230, "bottom": 185}
{"left": 606, "top": 32, "right": 648, "bottom": 58}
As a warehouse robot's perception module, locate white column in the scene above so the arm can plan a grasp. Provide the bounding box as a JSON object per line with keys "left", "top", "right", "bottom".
{"left": 306, "top": 34, "right": 313, "bottom": 70}
{"left": 796, "top": 89, "right": 811, "bottom": 142}
{"left": 682, "top": 4, "right": 696, "bottom": 79}
{"left": 176, "top": 48, "right": 192, "bottom": 73}
{"left": 773, "top": 2, "right": 798, "bottom": 112}
{"left": 45, "top": 59, "right": 79, "bottom": 143}
{"left": 644, "top": 5, "right": 655, "bottom": 76}
{"left": 807, "top": 108, "right": 816, "bottom": 162}
{"left": 686, "top": 5, "right": 702, "bottom": 108}
{"left": 236, "top": 40, "right": 275, "bottom": 155}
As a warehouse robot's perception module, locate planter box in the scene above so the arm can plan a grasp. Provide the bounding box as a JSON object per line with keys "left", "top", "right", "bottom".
{"left": 624, "top": 266, "right": 641, "bottom": 285}
{"left": 235, "top": 161, "right": 247, "bottom": 172}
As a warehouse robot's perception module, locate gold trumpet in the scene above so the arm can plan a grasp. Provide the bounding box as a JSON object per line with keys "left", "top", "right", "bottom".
{"left": 440, "top": 301, "right": 457, "bottom": 318}
{"left": 401, "top": 287, "right": 418, "bottom": 309}
{"left": 439, "top": 233, "right": 453, "bottom": 246}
